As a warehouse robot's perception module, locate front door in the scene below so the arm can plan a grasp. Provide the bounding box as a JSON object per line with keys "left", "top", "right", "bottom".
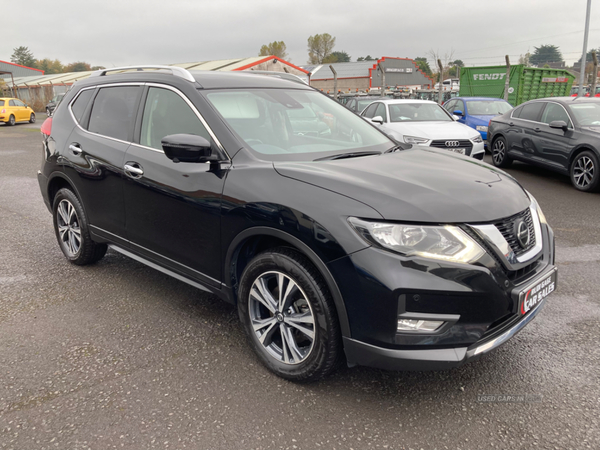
{"left": 123, "top": 86, "right": 227, "bottom": 286}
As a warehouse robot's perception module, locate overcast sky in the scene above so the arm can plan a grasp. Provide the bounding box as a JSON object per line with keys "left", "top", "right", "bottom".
{"left": 3, "top": 0, "right": 599, "bottom": 70}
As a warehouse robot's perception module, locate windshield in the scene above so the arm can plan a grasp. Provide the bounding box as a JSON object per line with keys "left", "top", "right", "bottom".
{"left": 389, "top": 102, "right": 452, "bottom": 122}
{"left": 466, "top": 100, "right": 513, "bottom": 115}
{"left": 205, "top": 89, "right": 392, "bottom": 161}
{"left": 357, "top": 99, "right": 378, "bottom": 112}
{"left": 569, "top": 103, "right": 600, "bottom": 126}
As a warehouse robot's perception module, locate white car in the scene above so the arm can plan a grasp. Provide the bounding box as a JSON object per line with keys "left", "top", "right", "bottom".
{"left": 360, "top": 99, "right": 485, "bottom": 159}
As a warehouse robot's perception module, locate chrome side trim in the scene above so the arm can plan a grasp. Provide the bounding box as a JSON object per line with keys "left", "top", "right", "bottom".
{"left": 91, "top": 65, "right": 196, "bottom": 83}
{"left": 108, "top": 245, "right": 213, "bottom": 293}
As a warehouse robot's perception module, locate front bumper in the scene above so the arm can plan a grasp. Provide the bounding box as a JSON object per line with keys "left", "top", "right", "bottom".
{"left": 343, "top": 266, "right": 555, "bottom": 370}
{"left": 327, "top": 216, "right": 556, "bottom": 371}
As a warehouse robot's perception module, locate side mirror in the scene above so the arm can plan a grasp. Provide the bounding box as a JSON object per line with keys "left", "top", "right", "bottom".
{"left": 161, "top": 134, "right": 215, "bottom": 163}
{"left": 453, "top": 110, "right": 463, "bottom": 116}
{"left": 549, "top": 120, "right": 569, "bottom": 132}
{"left": 371, "top": 115, "right": 384, "bottom": 125}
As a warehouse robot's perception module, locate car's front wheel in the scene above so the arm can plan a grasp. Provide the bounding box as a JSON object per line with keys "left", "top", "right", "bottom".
{"left": 238, "top": 248, "right": 341, "bottom": 382}
{"left": 29, "top": 113, "right": 36, "bottom": 123}
{"left": 52, "top": 188, "right": 107, "bottom": 265}
{"left": 570, "top": 150, "right": 600, "bottom": 192}
{"left": 492, "top": 136, "right": 512, "bottom": 168}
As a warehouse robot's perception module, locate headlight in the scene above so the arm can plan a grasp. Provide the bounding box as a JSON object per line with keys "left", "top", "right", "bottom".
{"left": 475, "top": 125, "right": 488, "bottom": 132}
{"left": 527, "top": 193, "right": 547, "bottom": 224}
{"left": 471, "top": 135, "right": 483, "bottom": 143}
{"left": 348, "top": 218, "right": 485, "bottom": 263}
{"left": 403, "top": 135, "right": 429, "bottom": 145}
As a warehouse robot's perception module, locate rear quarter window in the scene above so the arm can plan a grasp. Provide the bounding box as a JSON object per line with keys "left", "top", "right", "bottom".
{"left": 70, "top": 89, "right": 95, "bottom": 124}
{"left": 0, "top": 100, "right": 4, "bottom": 106}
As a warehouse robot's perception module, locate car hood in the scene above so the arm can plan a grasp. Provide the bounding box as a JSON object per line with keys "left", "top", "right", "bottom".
{"left": 273, "top": 148, "right": 530, "bottom": 223}
{"left": 467, "top": 114, "right": 498, "bottom": 125}
{"left": 383, "top": 121, "right": 479, "bottom": 140}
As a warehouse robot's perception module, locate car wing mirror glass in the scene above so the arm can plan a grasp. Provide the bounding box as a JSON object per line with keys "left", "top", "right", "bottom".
{"left": 549, "top": 120, "right": 568, "bottom": 131}
{"left": 161, "top": 134, "right": 215, "bottom": 163}
{"left": 371, "top": 115, "right": 384, "bottom": 124}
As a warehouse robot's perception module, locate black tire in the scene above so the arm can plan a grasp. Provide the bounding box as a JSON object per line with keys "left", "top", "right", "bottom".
{"left": 491, "top": 136, "right": 512, "bottom": 168}
{"left": 46, "top": 108, "right": 51, "bottom": 116}
{"left": 570, "top": 150, "right": 600, "bottom": 192}
{"left": 8, "top": 115, "right": 15, "bottom": 126}
{"left": 52, "top": 188, "right": 107, "bottom": 265}
{"left": 238, "top": 247, "right": 342, "bottom": 382}
{"left": 29, "top": 113, "right": 36, "bottom": 123}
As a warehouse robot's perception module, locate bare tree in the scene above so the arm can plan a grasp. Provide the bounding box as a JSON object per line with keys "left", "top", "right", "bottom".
{"left": 426, "top": 49, "right": 455, "bottom": 82}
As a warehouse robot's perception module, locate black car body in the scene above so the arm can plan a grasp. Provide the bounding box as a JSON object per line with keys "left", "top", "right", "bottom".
{"left": 488, "top": 96, "right": 600, "bottom": 192}
{"left": 38, "top": 66, "right": 557, "bottom": 381}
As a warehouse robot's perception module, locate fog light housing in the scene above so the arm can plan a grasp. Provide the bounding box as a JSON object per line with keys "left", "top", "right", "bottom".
{"left": 397, "top": 319, "right": 444, "bottom": 332}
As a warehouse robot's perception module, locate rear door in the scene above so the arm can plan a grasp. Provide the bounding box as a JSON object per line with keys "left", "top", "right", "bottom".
{"left": 122, "top": 85, "right": 227, "bottom": 286}
{"left": 63, "top": 84, "right": 143, "bottom": 245}
{"left": 506, "top": 101, "right": 545, "bottom": 158}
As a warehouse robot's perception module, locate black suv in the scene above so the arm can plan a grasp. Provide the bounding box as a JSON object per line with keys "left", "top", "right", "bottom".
{"left": 38, "top": 66, "right": 557, "bottom": 381}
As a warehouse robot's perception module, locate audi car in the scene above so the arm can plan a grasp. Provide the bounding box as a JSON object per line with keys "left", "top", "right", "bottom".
{"left": 361, "top": 99, "right": 485, "bottom": 159}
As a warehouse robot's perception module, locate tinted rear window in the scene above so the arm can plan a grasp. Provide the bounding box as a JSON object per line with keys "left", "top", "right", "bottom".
{"left": 519, "top": 102, "right": 545, "bottom": 122}
{"left": 88, "top": 86, "right": 141, "bottom": 141}
{"left": 70, "top": 89, "right": 95, "bottom": 123}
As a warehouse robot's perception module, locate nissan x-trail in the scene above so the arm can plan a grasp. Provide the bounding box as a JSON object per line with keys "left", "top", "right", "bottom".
{"left": 38, "top": 66, "right": 557, "bottom": 381}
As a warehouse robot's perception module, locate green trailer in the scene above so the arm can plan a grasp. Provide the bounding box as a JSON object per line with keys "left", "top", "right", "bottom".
{"left": 459, "top": 65, "right": 575, "bottom": 106}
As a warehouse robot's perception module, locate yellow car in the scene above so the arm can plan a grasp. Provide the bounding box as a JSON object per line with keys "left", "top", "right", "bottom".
{"left": 0, "top": 97, "right": 36, "bottom": 125}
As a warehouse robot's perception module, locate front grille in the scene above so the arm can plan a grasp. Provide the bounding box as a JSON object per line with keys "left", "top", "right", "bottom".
{"left": 492, "top": 208, "right": 536, "bottom": 257}
{"left": 430, "top": 139, "right": 473, "bottom": 150}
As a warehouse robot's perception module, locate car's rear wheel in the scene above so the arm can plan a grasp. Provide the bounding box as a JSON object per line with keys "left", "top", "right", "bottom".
{"left": 52, "top": 188, "right": 107, "bottom": 265}
{"left": 46, "top": 108, "right": 51, "bottom": 116}
{"left": 492, "top": 137, "right": 512, "bottom": 167}
{"left": 570, "top": 150, "right": 600, "bottom": 192}
{"left": 29, "top": 113, "right": 36, "bottom": 123}
{"left": 8, "top": 115, "right": 15, "bottom": 126}
{"left": 238, "top": 247, "right": 341, "bottom": 382}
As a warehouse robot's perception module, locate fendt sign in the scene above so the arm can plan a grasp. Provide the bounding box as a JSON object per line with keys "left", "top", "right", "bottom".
{"left": 473, "top": 73, "right": 507, "bottom": 81}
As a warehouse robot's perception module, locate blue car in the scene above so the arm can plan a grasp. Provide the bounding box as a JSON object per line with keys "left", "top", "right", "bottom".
{"left": 443, "top": 97, "right": 513, "bottom": 147}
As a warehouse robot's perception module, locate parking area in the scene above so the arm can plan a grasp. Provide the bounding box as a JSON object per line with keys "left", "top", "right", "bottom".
{"left": 0, "top": 124, "right": 599, "bottom": 449}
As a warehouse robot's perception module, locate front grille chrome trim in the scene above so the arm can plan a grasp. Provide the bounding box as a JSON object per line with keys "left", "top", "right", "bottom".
{"left": 468, "top": 201, "right": 543, "bottom": 271}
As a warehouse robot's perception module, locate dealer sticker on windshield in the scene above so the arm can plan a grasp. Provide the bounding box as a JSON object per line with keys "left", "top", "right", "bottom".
{"left": 519, "top": 269, "right": 557, "bottom": 316}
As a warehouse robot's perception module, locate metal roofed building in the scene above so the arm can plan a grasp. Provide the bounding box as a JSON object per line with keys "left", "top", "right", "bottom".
{"left": 0, "top": 60, "right": 44, "bottom": 80}
{"left": 1, "top": 56, "right": 309, "bottom": 108}
{"left": 307, "top": 57, "right": 434, "bottom": 94}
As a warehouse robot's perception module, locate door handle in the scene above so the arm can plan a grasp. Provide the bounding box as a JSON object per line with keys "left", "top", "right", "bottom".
{"left": 69, "top": 144, "right": 82, "bottom": 155}
{"left": 124, "top": 162, "right": 144, "bottom": 178}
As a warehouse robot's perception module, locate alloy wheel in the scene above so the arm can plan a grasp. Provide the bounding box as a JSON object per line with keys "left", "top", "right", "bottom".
{"left": 56, "top": 199, "right": 82, "bottom": 256}
{"left": 572, "top": 156, "right": 595, "bottom": 188}
{"left": 492, "top": 139, "right": 505, "bottom": 165}
{"left": 248, "top": 271, "right": 315, "bottom": 365}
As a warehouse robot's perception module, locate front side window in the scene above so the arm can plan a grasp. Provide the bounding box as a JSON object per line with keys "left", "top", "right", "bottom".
{"left": 389, "top": 102, "right": 452, "bottom": 122}
{"left": 362, "top": 103, "right": 378, "bottom": 118}
{"left": 541, "top": 103, "right": 572, "bottom": 127}
{"left": 454, "top": 100, "right": 465, "bottom": 113}
{"left": 88, "top": 86, "right": 141, "bottom": 142}
{"left": 375, "top": 103, "right": 388, "bottom": 122}
{"left": 443, "top": 100, "right": 456, "bottom": 113}
{"left": 14, "top": 99, "right": 25, "bottom": 107}
{"left": 205, "top": 89, "right": 391, "bottom": 161}
{"left": 140, "top": 87, "right": 212, "bottom": 151}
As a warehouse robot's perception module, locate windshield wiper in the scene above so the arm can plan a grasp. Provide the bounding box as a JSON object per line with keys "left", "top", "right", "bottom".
{"left": 314, "top": 151, "right": 381, "bottom": 161}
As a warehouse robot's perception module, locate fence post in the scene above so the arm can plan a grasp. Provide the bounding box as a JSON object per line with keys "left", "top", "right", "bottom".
{"left": 437, "top": 59, "right": 443, "bottom": 104}
{"left": 591, "top": 51, "right": 598, "bottom": 97}
{"left": 329, "top": 65, "right": 338, "bottom": 100}
{"left": 504, "top": 55, "right": 511, "bottom": 101}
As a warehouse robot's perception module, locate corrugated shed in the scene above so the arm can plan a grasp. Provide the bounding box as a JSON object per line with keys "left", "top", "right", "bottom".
{"left": 308, "top": 61, "right": 375, "bottom": 80}
{"left": 0, "top": 60, "right": 44, "bottom": 79}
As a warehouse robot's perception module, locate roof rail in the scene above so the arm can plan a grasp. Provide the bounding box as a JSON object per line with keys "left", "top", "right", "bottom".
{"left": 90, "top": 65, "right": 196, "bottom": 83}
